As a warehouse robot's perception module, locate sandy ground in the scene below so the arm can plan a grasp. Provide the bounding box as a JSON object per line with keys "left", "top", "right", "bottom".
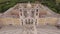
{"left": 0, "top": 25, "right": 60, "bottom": 34}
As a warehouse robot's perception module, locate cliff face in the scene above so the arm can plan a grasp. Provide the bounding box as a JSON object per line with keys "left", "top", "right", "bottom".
{"left": 3, "top": 3, "right": 60, "bottom": 18}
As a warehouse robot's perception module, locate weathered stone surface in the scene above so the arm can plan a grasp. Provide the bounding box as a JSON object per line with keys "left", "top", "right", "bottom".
{"left": 0, "top": 25, "right": 60, "bottom": 34}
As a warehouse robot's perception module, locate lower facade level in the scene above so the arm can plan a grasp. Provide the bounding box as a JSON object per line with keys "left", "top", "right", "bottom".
{"left": 0, "top": 17, "right": 59, "bottom": 26}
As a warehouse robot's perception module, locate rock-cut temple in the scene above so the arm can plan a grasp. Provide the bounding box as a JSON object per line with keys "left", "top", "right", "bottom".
{"left": 0, "top": 2, "right": 60, "bottom": 26}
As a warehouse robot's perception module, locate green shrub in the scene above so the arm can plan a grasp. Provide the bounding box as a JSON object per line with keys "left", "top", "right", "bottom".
{"left": 0, "top": 0, "right": 60, "bottom": 14}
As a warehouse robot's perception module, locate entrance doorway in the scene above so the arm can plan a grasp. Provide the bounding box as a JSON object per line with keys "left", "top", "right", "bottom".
{"left": 25, "top": 19, "right": 33, "bottom": 25}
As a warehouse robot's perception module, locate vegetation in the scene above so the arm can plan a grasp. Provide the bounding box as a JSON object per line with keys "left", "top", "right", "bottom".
{"left": 40, "top": 0, "right": 60, "bottom": 14}
{"left": 0, "top": 0, "right": 60, "bottom": 14}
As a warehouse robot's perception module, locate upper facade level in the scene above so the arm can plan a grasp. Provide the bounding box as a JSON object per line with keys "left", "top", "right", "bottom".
{"left": 17, "top": 3, "right": 48, "bottom": 19}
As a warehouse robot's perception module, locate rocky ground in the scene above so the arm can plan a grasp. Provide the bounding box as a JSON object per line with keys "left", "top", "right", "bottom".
{"left": 0, "top": 25, "right": 60, "bottom": 34}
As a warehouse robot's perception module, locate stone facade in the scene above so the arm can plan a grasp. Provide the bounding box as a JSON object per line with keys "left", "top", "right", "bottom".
{"left": 0, "top": 3, "right": 60, "bottom": 26}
